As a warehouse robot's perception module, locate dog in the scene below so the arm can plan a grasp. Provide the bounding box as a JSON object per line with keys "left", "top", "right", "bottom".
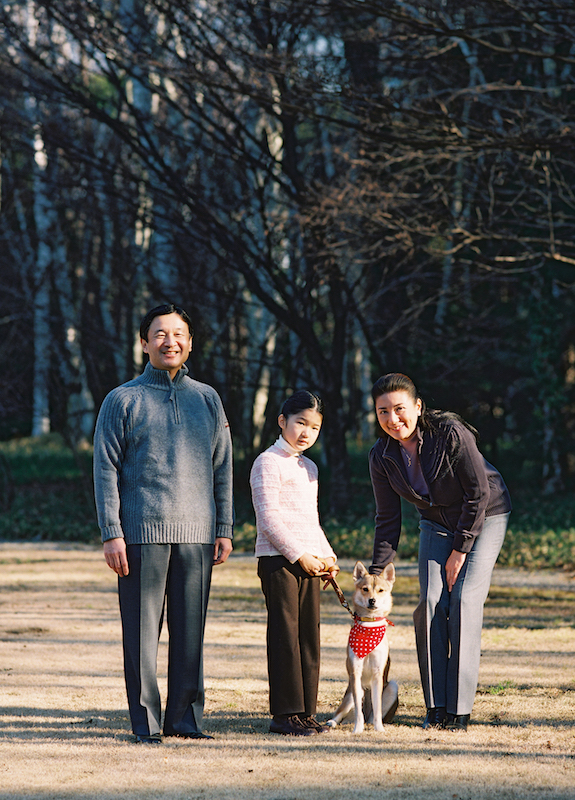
{"left": 327, "top": 561, "right": 398, "bottom": 733}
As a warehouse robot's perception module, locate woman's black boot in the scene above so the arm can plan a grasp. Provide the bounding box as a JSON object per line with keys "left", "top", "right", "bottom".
{"left": 422, "top": 707, "right": 447, "bottom": 729}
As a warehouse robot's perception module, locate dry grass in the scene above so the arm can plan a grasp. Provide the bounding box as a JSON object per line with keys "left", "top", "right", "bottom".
{"left": 0, "top": 545, "right": 574, "bottom": 800}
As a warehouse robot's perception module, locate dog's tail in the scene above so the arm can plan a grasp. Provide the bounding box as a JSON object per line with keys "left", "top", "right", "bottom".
{"left": 362, "top": 679, "right": 399, "bottom": 724}
{"left": 382, "top": 680, "right": 399, "bottom": 723}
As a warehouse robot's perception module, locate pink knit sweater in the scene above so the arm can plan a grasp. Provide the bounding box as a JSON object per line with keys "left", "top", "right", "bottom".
{"left": 250, "top": 437, "right": 337, "bottom": 564}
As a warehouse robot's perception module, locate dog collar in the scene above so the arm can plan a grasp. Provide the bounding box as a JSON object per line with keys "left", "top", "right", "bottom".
{"left": 353, "top": 613, "right": 394, "bottom": 625}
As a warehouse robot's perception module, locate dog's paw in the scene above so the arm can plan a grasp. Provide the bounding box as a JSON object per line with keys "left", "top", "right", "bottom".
{"left": 325, "top": 719, "right": 338, "bottom": 728}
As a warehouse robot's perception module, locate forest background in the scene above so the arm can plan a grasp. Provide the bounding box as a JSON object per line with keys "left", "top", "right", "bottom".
{"left": 1, "top": 0, "right": 575, "bottom": 569}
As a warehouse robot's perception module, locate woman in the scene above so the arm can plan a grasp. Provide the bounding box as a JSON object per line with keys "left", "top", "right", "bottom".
{"left": 368, "top": 373, "right": 511, "bottom": 731}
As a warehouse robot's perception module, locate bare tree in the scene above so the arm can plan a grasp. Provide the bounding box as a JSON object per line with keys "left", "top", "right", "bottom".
{"left": 2, "top": 0, "right": 575, "bottom": 499}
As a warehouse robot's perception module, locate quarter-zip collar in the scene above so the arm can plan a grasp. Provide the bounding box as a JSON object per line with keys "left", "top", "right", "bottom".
{"left": 139, "top": 362, "right": 188, "bottom": 424}
{"left": 140, "top": 361, "right": 188, "bottom": 388}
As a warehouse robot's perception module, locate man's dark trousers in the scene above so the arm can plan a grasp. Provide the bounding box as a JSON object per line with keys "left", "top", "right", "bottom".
{"left": 118, "top": 542, "right": 213, "bottom": 736}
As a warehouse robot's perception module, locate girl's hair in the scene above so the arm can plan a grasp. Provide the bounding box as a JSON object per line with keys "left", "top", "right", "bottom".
{"left": 371, "top": 372, "right": 478, "bottom": 440}
{"left": 280, "top": 390, "right": 324, "bottom": 419}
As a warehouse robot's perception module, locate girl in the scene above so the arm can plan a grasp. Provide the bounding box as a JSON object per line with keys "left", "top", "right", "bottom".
{"left": 369, "top": 373, "right": 511, "bottom": 731}
{"left": 250, "top": 390, "right": 339, "bottom": 736}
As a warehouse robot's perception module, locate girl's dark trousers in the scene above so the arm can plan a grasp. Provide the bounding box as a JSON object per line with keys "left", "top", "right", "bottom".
{"left": 258, "top": 555, "right": 321, "bottom": 717}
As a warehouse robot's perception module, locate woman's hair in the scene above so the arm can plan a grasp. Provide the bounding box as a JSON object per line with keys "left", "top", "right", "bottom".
{"left": 371, "top": 372, "right": 478, "bottom": 440}
{"left": 280, "top": 390, "right": 324, "bottom": 420}
{"left": 371, "top": 373, "right": 427, "bottom": 418}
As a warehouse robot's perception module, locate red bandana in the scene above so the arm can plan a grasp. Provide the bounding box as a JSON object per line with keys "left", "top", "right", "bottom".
{"left": 348, "top": 617, "right": 393, "bottom": 658}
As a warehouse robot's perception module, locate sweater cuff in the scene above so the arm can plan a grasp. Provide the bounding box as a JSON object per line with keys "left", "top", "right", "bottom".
{"left": 101, "top": 524, "right": 124, "bottom": 543}
{"left": 287, "top": 548, "right": 306, "bottom": 565}
{"left": 453, "top": 533, "right": 474, "bottom": 553}
{"left": 216, "top": 524, "right": 233, "bottom": 539}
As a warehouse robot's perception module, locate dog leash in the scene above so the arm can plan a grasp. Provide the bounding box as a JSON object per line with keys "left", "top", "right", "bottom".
{"left": 322, "top": 575, "right": 394, "bottom": 625}
{"left": 322, "top": 575, "right": 354, "bottom": 618}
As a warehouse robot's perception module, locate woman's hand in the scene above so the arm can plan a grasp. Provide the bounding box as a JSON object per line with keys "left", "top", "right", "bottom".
{"left": 446, "top": 550, "right": 467, "bottom": 592}
{"left": 298, "top": 552, "right": 327, "bottom": 576}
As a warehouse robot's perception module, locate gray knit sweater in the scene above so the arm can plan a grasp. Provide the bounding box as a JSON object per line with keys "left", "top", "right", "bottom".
{"left": 93, "top": 363, "right": 233, "bottom": 544}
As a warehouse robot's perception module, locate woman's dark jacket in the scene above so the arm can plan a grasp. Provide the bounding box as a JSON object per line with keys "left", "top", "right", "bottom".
{"left": 369, "top": 417, "right": 511, "bottom": 571}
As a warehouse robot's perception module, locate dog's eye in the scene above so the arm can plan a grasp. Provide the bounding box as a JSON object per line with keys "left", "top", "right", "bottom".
{"left": 362, "top": 587, "right": 369, "bottom": 592}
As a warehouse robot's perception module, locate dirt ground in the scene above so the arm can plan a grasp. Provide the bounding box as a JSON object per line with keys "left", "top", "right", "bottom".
{"left": 0, "top": 544, "right": 574, "bottom": 800}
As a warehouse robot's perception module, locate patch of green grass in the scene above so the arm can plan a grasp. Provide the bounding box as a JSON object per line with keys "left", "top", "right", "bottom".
{"left": 487, "top": 680, "right": 517, "bottom": 695}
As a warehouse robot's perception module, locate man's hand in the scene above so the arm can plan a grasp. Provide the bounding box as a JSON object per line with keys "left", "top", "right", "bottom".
{"left": 214, "top": 537, "right": 233, "bottom": 565}
{"left": 103, "top": 538, "right": 129, "bottom": 577}
{"left": 446, "top": 549, "right": 467, "bottom": 592}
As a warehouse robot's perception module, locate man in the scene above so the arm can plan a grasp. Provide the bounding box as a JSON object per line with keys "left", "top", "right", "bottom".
{"left": 93, "top": 303, "right": 233, "bottom": 744}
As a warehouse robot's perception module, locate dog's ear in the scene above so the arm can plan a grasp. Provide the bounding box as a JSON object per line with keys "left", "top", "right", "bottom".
{"left": 382, "top": 562, "right": 396, "bottom": 585}
{"left": 353, "top": 561, "right": 368, "bottom": 581}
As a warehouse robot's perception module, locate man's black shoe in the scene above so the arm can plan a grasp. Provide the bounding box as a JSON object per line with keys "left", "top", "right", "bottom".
{"left": 269, "top": 714, "right": 316, "bottom": 736}
{"left": 165, "top": 731, "right": 214, "bottom": 740}
{"left": 135, "top": 733, "right": 163, "bottom": 745}
{"left": 445, "top": 713, "right": 470, "bottom": 732}
{"left": 422, "top": 707, "right": 447, "bottom": 729}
